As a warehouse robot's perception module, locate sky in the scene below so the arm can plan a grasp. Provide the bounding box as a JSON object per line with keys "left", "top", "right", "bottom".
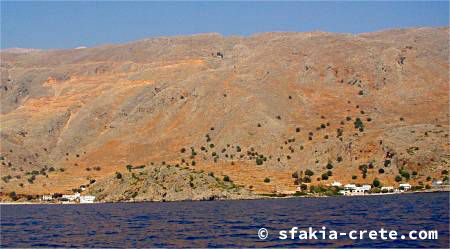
{"left": 1, "top": 1, "right": 449, "bottom": 49}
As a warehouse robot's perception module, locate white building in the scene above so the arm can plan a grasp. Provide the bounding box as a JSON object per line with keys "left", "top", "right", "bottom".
{"left": 42, "top": 195, "right": 53, "bottom": 201}
{"left": 331, "top": 181, "right": 342, "bottom": 187}
{"left": 399, "top": 183, "right": 411, "bottom": 191}
{"left": 62, "top": 192, "right": 80, "bottom": 201}
{"left": 340, "top": 184, "right": 369, "bottom": 195}
{"left": 339, "top": 190, "right": 350, "bottom": 195}
{"left": 80, "top": 195, "right": 96, "bottom": 204}
{"left": 344, "top": 184, "right": 357, "bottom": 190}
{"left": 361, "top": 185, "right": 372, "bottom": 191}
{"left": 353, "top": 187, "right": 366, "bottom": 195}
{"left": 432, "top": 180, "right": 443, "bottom": 186}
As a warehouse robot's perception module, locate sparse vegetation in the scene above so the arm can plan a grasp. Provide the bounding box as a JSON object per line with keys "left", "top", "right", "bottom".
{"left": 126, "top": 165, "right": 133, "bottom": 172}
{"left": 326, "top": 162, "right": 333, "bottom": 170}
{"left": 305, "top": 169, "right": 314, "bottom": 176}
{"left": 9, "top": 191, "right": 18, "bottom": 201}
{"left": 373, "top": 178, "right": 381, "bottom": 187}
{"left": 354, "top": 118, "right": 364, "bottom": 132}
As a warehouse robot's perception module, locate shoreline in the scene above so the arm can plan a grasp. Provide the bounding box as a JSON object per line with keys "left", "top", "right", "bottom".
{"left": 1, "top": 189, "right": 448, "bottom": 205}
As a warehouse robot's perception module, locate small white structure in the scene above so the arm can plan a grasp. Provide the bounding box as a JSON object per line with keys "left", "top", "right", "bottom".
{"left": 80, "top": 195, "right": 96, "bottom": 204}
{"left": 331, "top": 181, "right": 342, "bottom": 187}
{"left": 344, "top": 184, "right": 357, "bottom": 190}
{"left": 399, "top": 183, "right": 411, "bottom": 191}
{"left": 353, "top": 187, "right": 366, "bottom": 195}
{"left": 339, "top": 190, "right": 350, "bottom": 195}
{"left": 62, "top": 192, "right": 80, "bottom": 201}
{"left": 340, "top": 184, "right": 369, "bottom": 195}
{"left": 432, "top": 180, "right": 443, "bottom": 186}
{"left": 361, "top": 184, "right": 372, "bottom": 191}
{"left": 42, "top": 195, "right": 53, "bottom": 201}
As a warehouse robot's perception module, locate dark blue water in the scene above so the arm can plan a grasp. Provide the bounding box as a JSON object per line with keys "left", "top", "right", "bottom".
{"left": 1, "top": 192, "right": 448, "bottom": 248}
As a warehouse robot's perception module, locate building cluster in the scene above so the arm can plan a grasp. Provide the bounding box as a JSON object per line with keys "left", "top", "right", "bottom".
{"left": 330, "top": 181, "right": 412, "bottom": 196}
{"left": 41, "top": 192, "right": 96, "bottom": 203}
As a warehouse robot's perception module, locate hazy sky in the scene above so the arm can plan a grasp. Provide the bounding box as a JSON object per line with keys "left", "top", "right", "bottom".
{"left": 1, "top": 1, "right": 448, "bottom": 49}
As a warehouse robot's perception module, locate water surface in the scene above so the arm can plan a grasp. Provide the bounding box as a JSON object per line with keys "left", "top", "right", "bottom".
{"left": 1, "top": 192, "right": 448, "bottom": 247}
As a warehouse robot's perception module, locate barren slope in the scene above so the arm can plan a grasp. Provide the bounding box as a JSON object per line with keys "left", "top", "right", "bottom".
{"left": 0, "top": 27, "right": 449, "bottom": 197}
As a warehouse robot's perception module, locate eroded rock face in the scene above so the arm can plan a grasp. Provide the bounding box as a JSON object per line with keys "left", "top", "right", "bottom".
{"left": 0, "top": 28, "right": 449, "bottom": 196}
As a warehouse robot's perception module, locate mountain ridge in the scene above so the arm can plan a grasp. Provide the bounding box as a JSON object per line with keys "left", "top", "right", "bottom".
{"left": 0, "top": 27, "right": 448, "bottom": 198}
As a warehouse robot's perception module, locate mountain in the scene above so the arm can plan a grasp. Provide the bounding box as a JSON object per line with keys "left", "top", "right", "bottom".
{"left": 0, "top": 27, "right": 448, "bottom": 199}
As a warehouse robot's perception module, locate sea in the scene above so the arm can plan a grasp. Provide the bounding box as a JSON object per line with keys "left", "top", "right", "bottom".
{"left": 1, "top": 192, "right": 448, "bottom": 248}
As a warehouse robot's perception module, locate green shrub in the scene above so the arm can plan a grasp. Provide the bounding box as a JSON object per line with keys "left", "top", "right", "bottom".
{"left": 292, "top": 171, "right": 299, "bottom": 178}
{"left": 354, "top": 118, "right": 364, "bottom": 131}
{"left": 305, "top": 169, "right": 314, "bottom": 176}
{"left": 395, "top": 175, "right": 402, "bottom": 182}
{"left": 264, "top": 177, "right": 270, "bottom": 183}
{"left": 223, "top": 175, "right": 231, "bottom": 182}
{"left": 326, "top": 162, "right": 333, "bottom": 170}
{"left": 115, "top": 172, "right": 122, "bottom": 179}
{"left": 373, "top": 178, "right": 381, "bottom": 187}
{"left": 378, "top": 168, "right": 385, "bottom": 174}
{"left": 352, "top": 175, "right": 357, "bottom": 180}
{"left": 399, "top": 169, "right": 410, "bottom": 180}
{"left": 300, "top": 184, "right": 308, "bottom": 191}
{"left": 321, "top": 173, "right": 329, "bottom": 180}
{"left": 9, "top": 191, "right": 18, "bottom": 201}
{"left": 359, "top": 164, "right": 368, "bottom": 173}
{"left": 126, "top": 165, "right": 133, "bottom": 172}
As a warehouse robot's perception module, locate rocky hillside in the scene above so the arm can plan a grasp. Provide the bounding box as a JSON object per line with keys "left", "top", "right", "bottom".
{"left": 0, "top": 27, "right": 448, "bottom": 198}
{"left": 87, "top": 164, "right": 255, "bottom": 202}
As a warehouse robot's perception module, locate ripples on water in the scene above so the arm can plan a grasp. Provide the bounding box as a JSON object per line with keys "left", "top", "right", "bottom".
{"left": 1, "top": 192, "right": 448, "bottom": 247}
